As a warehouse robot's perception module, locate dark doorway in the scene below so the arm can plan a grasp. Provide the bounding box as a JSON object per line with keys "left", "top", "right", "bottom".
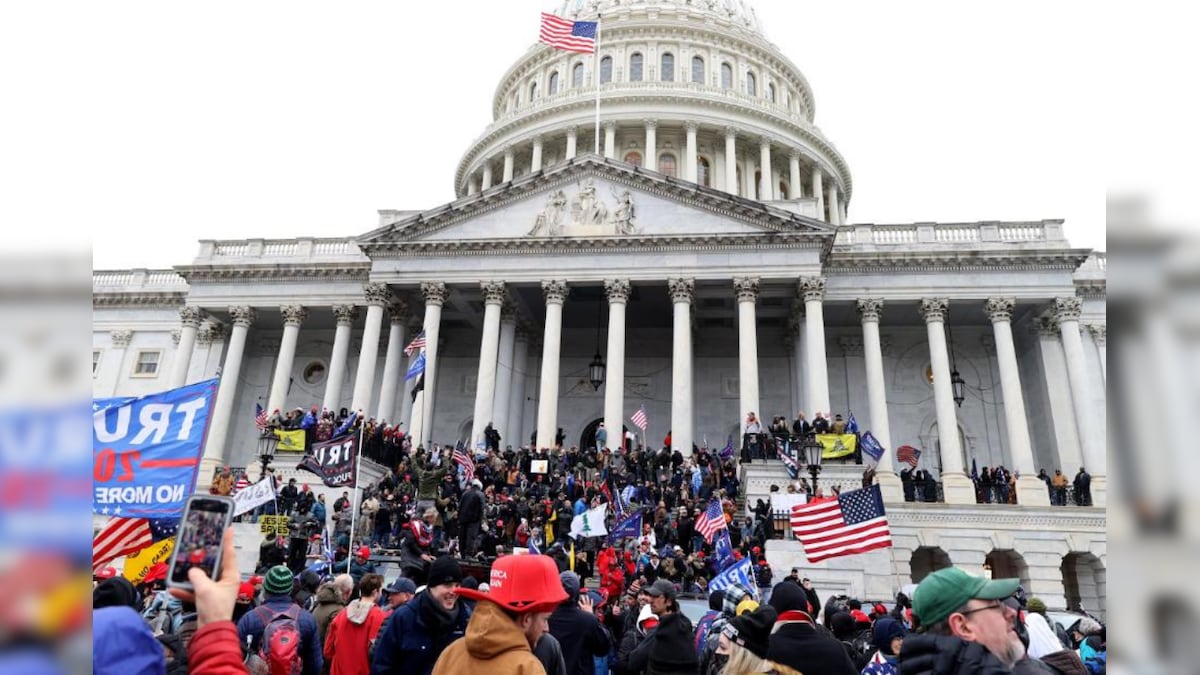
{"left": 580, "top": 418, "right": 629, "bottom": 452}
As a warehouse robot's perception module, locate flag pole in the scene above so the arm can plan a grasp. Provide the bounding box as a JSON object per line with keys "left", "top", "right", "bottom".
{"left": 347, "top": 422, "right": 365, "bottom": 554}
{"left": 593, "top": 16, "right": 602, "bottom": 155}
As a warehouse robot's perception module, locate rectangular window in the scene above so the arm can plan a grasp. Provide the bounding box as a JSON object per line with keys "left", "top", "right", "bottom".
{"left": 93, "top": 349, "right": 102, "bottom": 377}
{"left": 132, "top": 350, "right": 161, "bottom": 377}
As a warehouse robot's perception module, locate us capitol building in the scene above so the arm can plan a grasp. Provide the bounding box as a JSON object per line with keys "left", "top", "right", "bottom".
{"left": 93, "top": 0, "right": 1105, "bottom": 614}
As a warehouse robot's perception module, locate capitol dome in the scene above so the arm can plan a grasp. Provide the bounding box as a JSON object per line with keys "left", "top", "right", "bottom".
{"left": 455, "top": 0, "right": 852, "bottom": 224}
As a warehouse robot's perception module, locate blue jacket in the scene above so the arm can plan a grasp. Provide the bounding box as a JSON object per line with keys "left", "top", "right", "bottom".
{"left": 371, "top": 590, "right": 471, "bottom": 675}
{"left": 94, "top": 607, "right": 165, "bottom": 675}
{"left": 236, "top": 595, "right": 323, "bottom": 675}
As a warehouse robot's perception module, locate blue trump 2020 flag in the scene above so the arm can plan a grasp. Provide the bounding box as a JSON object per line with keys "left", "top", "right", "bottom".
{"left": 709, "top": 558, "right": 758, "bottom": 599}
{"left": 860, "top": 431, "right": 885, "bottom": 463}
{"left": 608, "top": 511, "right": 642, "bottom": 543}
{"left": 93, "top": 378, "right": 219, "bottom": 519}
{"left": 713, "top": 529, "right": 735, "bottom": 570}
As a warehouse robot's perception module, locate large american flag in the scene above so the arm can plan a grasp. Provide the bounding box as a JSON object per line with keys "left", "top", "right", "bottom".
{"left": 630, "top": 405, "right": 648, "bottom": 432}
{"left": 404, "top": 331, "right": 427, "bottom": 357}
{"left": 538, "top": 12, "right": 597, "bottom": 54}
{"left": 790, "top": 484, "right": 893, "bottom": 563}
{"left": 896, "top": 445, "right": 921, "bottom": 468}
{"left": 452, "top": 442, "right": 475, "bottom": 482}
{"left": 93, "top": 517, "right": 179, "bottom": 568}
{"left": 694, "top": 498, "right": 727, "bottom": 543}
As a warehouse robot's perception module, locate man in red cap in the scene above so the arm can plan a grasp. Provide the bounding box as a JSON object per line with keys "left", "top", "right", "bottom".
{"left": 331, "top": 545, "right": 377, "bottom": 586}
{"left": 432, "top": 554, "right": 567, "bottom": 675}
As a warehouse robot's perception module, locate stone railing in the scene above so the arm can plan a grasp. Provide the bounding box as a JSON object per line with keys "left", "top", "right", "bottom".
{"left": 194, "top": 237, "right": 366, "bottom": 264}
{"left": 835, "top": 220, "right": 1066, "bottom": 248}
{"left": 93, "top": 268, "right": 188, "bottom": 290}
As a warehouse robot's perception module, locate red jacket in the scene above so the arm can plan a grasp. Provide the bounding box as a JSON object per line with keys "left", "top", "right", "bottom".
{"left": 188, "top": 621, "right": 249, "bottom": 675}
{"left": 323, "top": 599, "right": 385, "bottom": 675}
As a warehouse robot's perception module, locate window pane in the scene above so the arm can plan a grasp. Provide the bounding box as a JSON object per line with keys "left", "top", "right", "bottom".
{"left": 692, "top": 56, "right": 705, "bottom": 84}
{"left": 661, "top": 53, "right": 674, "bottom": 82}
{"left": 573, "top": 63, "right": 584, "bottom": 88}
{"left": 93, "top": 350, "right": 101, "bottom": 375}
{"left": 747, "top": 72, "right": 756, "bottom": 96}
{"left": 767, "top": 83, "right": 775, "bottom": 102}
{"left": 658, "top": 153, "right": 677, "bottom": 177}
{"left": 600, "top": 56, "right": 612, "bottom": 84}
{"left": 721, "top": 62, "right": 732, "bottom": 89}
{"left": 135, "top": 351, "right": 159, "bottom": 375}
{"left": 630, "top": 53, "right": 643, "bottom": 81}
{"left": 624, "top": 151, "right": 642, "bottom": 167}
{"left": 549, "top": 72, "right": 559, "bottom": 95}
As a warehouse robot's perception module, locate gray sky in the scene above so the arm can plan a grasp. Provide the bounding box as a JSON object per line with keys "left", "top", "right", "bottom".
{"left": 2, "top": 0, "right": 1135, "bottom": 270}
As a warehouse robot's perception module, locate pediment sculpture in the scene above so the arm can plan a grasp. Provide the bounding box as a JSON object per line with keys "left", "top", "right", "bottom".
{"left": 527, "top": 179, "right": 638, "bottom": 236}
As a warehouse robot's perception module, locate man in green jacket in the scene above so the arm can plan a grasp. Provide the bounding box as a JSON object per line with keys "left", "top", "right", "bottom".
{"left": 415, "top": 452, "right": 449, "bottom": 512}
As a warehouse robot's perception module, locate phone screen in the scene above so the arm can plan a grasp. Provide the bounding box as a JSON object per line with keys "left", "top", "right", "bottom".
{"left": 169, "top": 496, "right": 233, "bottom": 586}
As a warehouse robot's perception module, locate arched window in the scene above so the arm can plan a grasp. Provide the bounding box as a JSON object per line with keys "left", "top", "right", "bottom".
{"left": 600, "top": 56, "right": 613, "bottom": 84}
{"left": 629, "top": 53, "right": 644, "bottom": 81}
{"left": 697, "top": 156, "right": 711, "bottom": 187}
{"left": 624, "top": 151, "right": 643, "bottom": 167}
{"left": 778, "top": 181, "right": 788, "bottom": 199}
{"left": 692, "top": 56, "right": 705, "bottom": 84}
{"left": 530, "top": 81, "right": 539, "bottom": 100}
{"left": 549, "top": 71, "right": 560, "bottom": 95}
{"left": 721, "top": 62, "right": 733, "bottom": 89}
{"left": 658, "top": 153, "right": 677, "bottom": 177}
{"left": 767, "top": 82, "right": 775, "bottom": 102}
{"left": 661, "top": 53, "right": 674, "bottom": 81}
{"left": 746, "top": 72, "right": 757, "bottom": 96}
{"left": 572, "top": 62, "right": 585, "bottom": 88}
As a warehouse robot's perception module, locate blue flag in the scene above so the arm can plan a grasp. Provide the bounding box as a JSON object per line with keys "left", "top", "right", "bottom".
{"left": 846, "top": 413, "right": 859, "bottom": 434}
{"left": 860, "top": 431, "right": 885, "bottom": 463}
{"left": 608, "top": 512, "right": 642, "bottom": 543}
{"left": 528, "top": 535, "right": 541, "bottom": 555}
{"left": 719, "top": 435, "right": 734, "bottom": 459}
{"left": 713, "top": 529, "right": 735, "bottom": 570}
{"left": 971, "top": 457, "right": 979, "bottom": 483}
{"left": 93, "top": 379, "right": 219, "bottom": 519}
{"left": 709, "top": 558, "right": 758, "bottom": 599}
{"left": 406, "top": 351, "right": 426, "bottom": 381}
{"left": 333, "top": 410, "right": 357, "bottom": 439}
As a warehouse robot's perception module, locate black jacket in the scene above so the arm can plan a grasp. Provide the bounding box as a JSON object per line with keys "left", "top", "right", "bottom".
{"left": 459, "top": 487, "right": 485, "bottom": 525}
{"left": 548, "top": 599, "right": 611, "bottom": 675}
{"left": 899, "top": 634, "right": 1012, "bottom": 675}
{"left": 766, "top": 621, "right": 857, "bottom": 675}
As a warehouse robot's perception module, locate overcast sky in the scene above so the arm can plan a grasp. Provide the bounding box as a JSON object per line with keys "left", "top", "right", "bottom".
{"left": 6, "top": 0, "right": 1164, "bottom": 271}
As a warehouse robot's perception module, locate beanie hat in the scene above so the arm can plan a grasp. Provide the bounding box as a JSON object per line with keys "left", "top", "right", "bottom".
{"left": 768, "top": 580, "right": 812, "bottom": 617}
{"left": 427, "top": 556, "right": 464, "bottom": 586}
{"left": 1025, "top": 597, "right": 1047, "bottom": 615}
{"left": 723, "top": 605, "right": 778, "bottom": 660}
{"left": 830, "top": 611, "right": 856, "bottom": 639}
{"left": 708, "top": 589, "right": 726, "bottom": 612}
{"left": 237, "top": 582, "right": 256, "bottom": 602}
{"left": 263, "top": 565, "right": 294, "bottom": 596}
{"left": 93, "top": 577, "right": 140, "bottom": 610}
{"left": 459, "top": 576, "right": 480, "bottom": 591}
{"left": 559, "top": 571, "right": 581, "bottom": 599}
{"left": 872, "top": 617, "right": 907, "bottom": 655}
{"left": 647, "top": 612, "right": 700, "bottom": 670}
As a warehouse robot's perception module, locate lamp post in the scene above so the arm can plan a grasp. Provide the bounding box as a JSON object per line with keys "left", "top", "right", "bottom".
{"left": 257, "top": 429, "right": 280, "bottom": 481}
{"left": 588, "top": 293, "right": 606, "bottom": 391}
{"left": 802, "top": 435, "right": 824, "bottom": 495}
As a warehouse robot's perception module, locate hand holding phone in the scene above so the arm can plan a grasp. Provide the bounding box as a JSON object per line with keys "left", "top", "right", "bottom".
{"left": 168, "top": 495, "right": 235, "bottom": 592}
{"left": 170, "top": 526, "right": 240, "bottom": 627}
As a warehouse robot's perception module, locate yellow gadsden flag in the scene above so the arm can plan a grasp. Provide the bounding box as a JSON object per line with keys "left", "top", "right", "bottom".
{"left": 124, "top": 539, "right": 175, "bottom": 583}
{"left": 816, "top": 433, "right": 858, "bottom": 459}
{"left": 274, "top": 428, "right": 306, "bottom": 452}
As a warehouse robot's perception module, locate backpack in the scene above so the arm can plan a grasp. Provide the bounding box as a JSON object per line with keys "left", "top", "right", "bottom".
{"left": 846, "top": 629, "right": 875, "bottom": 670}
{"left": 253, "top": 605, "right": 304, "bottom": 675}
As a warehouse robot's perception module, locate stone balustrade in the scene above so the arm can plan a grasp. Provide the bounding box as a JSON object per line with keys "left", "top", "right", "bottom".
{"left": 193, "top": 237, "right": 366, "bottom": 264}
{"left": 92, "top": 268, "right": 188, "bottom": 290}
{"left": 834, "top": 220, "right": 1066, "bottom": 249}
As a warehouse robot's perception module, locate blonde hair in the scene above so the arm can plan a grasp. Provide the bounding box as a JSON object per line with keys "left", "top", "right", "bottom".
{"left": 720, "top": 642, "right": 774, "bottom": 675}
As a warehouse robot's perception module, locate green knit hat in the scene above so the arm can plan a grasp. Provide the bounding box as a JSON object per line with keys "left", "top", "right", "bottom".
{"left": 912, "top": 567, "right": 1019, "bottom": 626}
{"left": 263, "top": 565, "right": 294, "bottom": 596}
{"left": 1026, "top": 597, "right": 1047, "bottom": 615}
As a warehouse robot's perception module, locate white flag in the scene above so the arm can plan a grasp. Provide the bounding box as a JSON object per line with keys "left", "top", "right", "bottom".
{"left": 233, "top": 477, "right": 277, "bottom": 516}
{"left": 569, "top": 503, "right": 608, "bottom": 539}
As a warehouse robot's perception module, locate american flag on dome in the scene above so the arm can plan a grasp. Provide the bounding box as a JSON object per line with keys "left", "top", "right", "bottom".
{"left": 694, "top": 498, "right": 727, "bottom": 543}
{"left": 630, "top": 405, "right": 648, "bottom": 432}
{"left": 538, "top": 12, "right": 597, "bottom": 54}
{"left": 896, "top": 445, "right": 921, "bottom": 468}
{"left": 93, "top": 516, "right": 179, "bottom": 568}
{"left": 790, "top": 484, "right": 893, "bottom": 564}
{"left": 452, "top": 441, "right": 475, "bottom": 482}
{"left": 404, "top": 331, "right": 427, "bottom": 357}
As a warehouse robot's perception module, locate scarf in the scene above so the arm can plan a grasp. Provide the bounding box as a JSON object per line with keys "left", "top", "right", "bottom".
{"left": 418, "top": 591, "right": 458, "bottom": 633}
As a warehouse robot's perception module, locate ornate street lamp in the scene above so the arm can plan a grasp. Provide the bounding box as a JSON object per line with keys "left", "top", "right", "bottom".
{"left": 802, "top": 435, "right": 824, "bottom": 495}
{"left": 950, "top": 369, "right": 966, "bottom": 408}
{"left": 257, "top": 428, "right": 279, "bottom": 480}
{"left": 588, "top": 293, "right": 606, "bottom": 390}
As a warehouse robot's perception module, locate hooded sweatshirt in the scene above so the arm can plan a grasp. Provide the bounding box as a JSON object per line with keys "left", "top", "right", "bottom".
{"left": 325, "top": 597, "right": 386, "bottom": 675}
{"left": 313, "top": 583, "right": 348, "bottom": 648}
{"left": 431, "top": 600, "right": 544, "bottom": 675}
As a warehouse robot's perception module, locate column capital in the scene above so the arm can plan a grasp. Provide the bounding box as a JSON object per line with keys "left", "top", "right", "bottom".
{"left": 838, "top": 336, "right": 864, "bottom": 356}
{"left": 179, "top": 306, "right": 203, "bottom": 328}
{"left": 566, "top": 125, "right": 578, "bottom": 137}
{"left": 604, "top": 121, "right": 618, "bottom": 132}
{"left": 481, "top": 280, "right": 508, "bottom": 306}
{"left": 643, "top": 119, "right": 658, "bottom": 130}
{"left": 229, "top": 306, "right": 256, "bottom": 327}
{"left": 799, "top": 276, "right": 826, "bottom": 302}
{"left": 421, "top": 281, "right": 449, "bottom": 307}
{"left": 604, "top": 278, "right": 632, "bottom": 304}
{"left": 170, "top": 329, "right": 181, "bottom": 346}
{"left": 759, "top": 134, "right": 775, "bottom": 147}
{"left": 733, "top": 276, "right": 760, "bottom": 303}
{"left": 1033, "top": 316, "right": 1060, "bottom": 338}
{"left": 856, "top": 298, "right": 884, "bottom": 323}
{"left": 387, "top": 299, "right": 410, "bottom": 324}
{"left": 984, "top": 297, "right": 1015, "bottom": 323}
{"left": 364, "top": 282, "right": 390, "bottom": 307}
{"left": 280, "top": 304, "right": 308, "bottom": 327}
{"left": 685, "top": 121, "right": 699, "bottom": 133}
{"left": 332, "top": 305, "right": 358, "bottom": 326}
{"left": 668, "top": 277, "right": 694, "bottom": 304}
{"left": 196, "top": 325, "right": 215, "bottom": 346}
{"left": 1053, "top": 297, "right": 1082, "bottom": 323}
{"left": 531, "top": 134, "right": 543, "bottom": 146}
{"left": 542, "top": 279, "right": 569, "bottom": 304}
{"left": 502, "top": 145, "right": 515, "bottom": 158}
{"left": 501, "top": 302, "right": 519, "bottom": 323}
{"left": 919, "top": 298, "right": 949, "bottom": 323}
{"left": 724, "top": 125, "right": 738, "bottom": 139}
{"left": 1087, "top": 324, "right": 1106, "bottom": 345}
{"left": 789, "top": 148, "right": 802, "bottom": 160}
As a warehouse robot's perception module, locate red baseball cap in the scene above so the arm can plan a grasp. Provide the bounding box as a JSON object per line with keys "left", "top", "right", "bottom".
{"left": 357, "top": 546, "right": 371, "bottom": 559}
{"left": 455, "top": 554, "right": 567, "bottom": 614}
{"left": 250, "top": 575, "right": 264, "bottom": 587}
{"left": 94, "top": 566, "right": 118, "bottom": 580}
{"left": 143, "top": 562, "right": 168, "bottom": 584}
{"left": 237, "top": 582, "right": 255, "bottom": 602}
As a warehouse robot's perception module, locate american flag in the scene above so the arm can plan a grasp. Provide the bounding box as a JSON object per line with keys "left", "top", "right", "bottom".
{"left": 452, "top": 441, "right": 475, "bottom": 482}
{"left": 404, "top": 331, "right": 427, "bottom": 357}
{"left": 538, "top": 12, "right": 597, "bottom": 54}
{"left": 93, "top": 517, "right": 179, "bottom": 568}
{"left": 694, "top": 498, "right": 727, "bottom": 543}
{"left": 896, "top": 445, "right": 921, "bottom": 468}
{"left": 255, "top": 403, "right": 269, "bottom": 430}
{"left": 630, "top": 405, "right": 648, "bottom": 432}
{"left": 790, "top": 484, "right": 893, "bottom": 563}
{"left": 233, "top": 472, "right": 251, "bottom": 494}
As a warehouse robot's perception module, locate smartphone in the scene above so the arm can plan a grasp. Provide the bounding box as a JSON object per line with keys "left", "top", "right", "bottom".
{"left": 167, "top": 494, "right": 235, "bottom": 590}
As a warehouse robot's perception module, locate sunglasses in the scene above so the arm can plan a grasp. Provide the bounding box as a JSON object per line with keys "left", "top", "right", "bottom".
{"left": 959, "top": 601, "right": 1008, "bottom": 617}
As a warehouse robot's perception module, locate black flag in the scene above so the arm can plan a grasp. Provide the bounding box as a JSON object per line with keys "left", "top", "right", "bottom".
{"left": 410, "top": 373, "right": 425, "bottom": 403}
{"left": 297, "top": 434, "right": 358, "bottom": 487}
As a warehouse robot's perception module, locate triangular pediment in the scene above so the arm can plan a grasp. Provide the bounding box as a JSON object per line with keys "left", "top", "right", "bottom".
{"left": 357, "top": 155, "right": 833, "bottom": 249}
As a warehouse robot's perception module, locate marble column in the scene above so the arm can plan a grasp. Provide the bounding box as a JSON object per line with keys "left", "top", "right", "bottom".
{"left": 1087, "top": 324, "right": 1106, "bottom": 381}
{"left": 603, "top": 279, "right": 631, "bottom": 451}
{"left": 168, "top": 306, "right": 203, "bottom": 388}
{"left": 812, "top": 166, "right": 826, "bottom": 222}
{"left": 985, "top": 297, "right": 1048, "bottom": 506}
{"left": 492, "top": 305, "right": 518, "bottom": 439}
{"left": 686, "top": 122, "right": 699, "bottom": 182}
{"left": 565, "top": 126, "right": 578, "bottom": 160}
{"left": 920, "top": 298, "right": 973, "bottom": 504}
{"left": 604, "top": 122, "right": 617, "bottom": 159}
{"left": 190, "top": 324, "right": 215, "bottom": 383}
{"left": 481, "top": 162, "right": 493, "bottom": 190}
{"left": 1055, "top": 297, "right": 1104, "bottom": 505}
{"left": 204, "top": 306, "right": 254, "bottom": 465}
{"left": 669, "top": 278, "right": 695, "bottom": 453}
{"left": 789, "top": 152, "right": 801, "bottom": 199}
{"left": 376, "top": 300, "right": 409, "bottom": 423}
{"left": 839, "top": 198, "right": 848, "bottom": 226}
{"left": 644, "top": 120, "right": 657, "bottom": 170}
{"left": 536, "top": 280, "right": 568, "bottom": 449}
{"left": 471, "top": 281, "right": 507, "bottom": 447}
{"left": 467, "top": 177, "right": 478, "bottom": 196}
{"left": 858, "top": 299, "right": 903, "bottom": 501}
{"left": 530, "top": 136, "right": 543, "bottom": 172}
{"left": 507, "top": 326, "right": 531, "bottom": 447}
{"left": 759, "top": 137, "right": 774, "bottom": 200}
{"left": 827, "top": 184, "right": 841, "bottom": 226}
{"left": 734, "top": 277, "right": 761, "bottom": 435}
{"left": 1034, "top": 317, "right": 1083, "bottom": 473}
{"left": 350, "top": 283, "right": 389, "bottom": 415}
{"left": 267, "top": 305, "right": 306, "bottom": 414}
{"left": 800, "top": 277, "right": 830, "bottom": 416}
{"left": 323, "top": 305, "right": 357, "bottom": 412}
{"left": 414, "top": 282, "right": 448, "bottom": 448}
{"left": 199, "top": 323, "right": 226, "bottom": 380}
{"left": 724, "top": 127, "right": 738, "bottom": 195}
{"left": 398, "top": 318, "right": 421, "bottom": 433}
{"left": 502, "top": 148, "right": 515, "bottom": 182}
{"left": 108, "top": 330, "right": 133, "bottom": 396}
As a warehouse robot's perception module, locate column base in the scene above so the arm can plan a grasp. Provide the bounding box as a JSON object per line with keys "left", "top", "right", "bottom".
{"left": 941, "top": 473, "right": 977, "bottom": 505}
{"left": 1016, "top": 475, "right": 1051, "bottom": 507}
{"left": 876, "top": 472, "right": 905, "bottom": 504}
{"left": 1088, "top": 475, "right": 1106, "bottom": 508}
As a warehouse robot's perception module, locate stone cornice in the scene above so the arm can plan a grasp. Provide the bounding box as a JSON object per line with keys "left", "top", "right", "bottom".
{"left": 824, "top": 248, "right": 1093, "bottom": 274}
{"left": 1074, "top": 278, "right": 1106, "bottom": 299}
{"left": 175, "top": 263, "right": 371, "bottom": 283}
{"left": 363, "top": 231, "right": 827, "bottom": 259}
{"left": 93, "top": 291, "right": 187, "bottom": 308}
{"left": 888, "top": 505, "right": 1106, "bottom": 531}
